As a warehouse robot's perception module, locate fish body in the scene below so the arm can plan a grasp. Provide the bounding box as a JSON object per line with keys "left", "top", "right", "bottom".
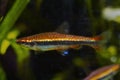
{"left": 83, "top": 64, "right": 120, "bottom": 80}
{"left": 16, "top": 32, "right": 106, "bottom": 51}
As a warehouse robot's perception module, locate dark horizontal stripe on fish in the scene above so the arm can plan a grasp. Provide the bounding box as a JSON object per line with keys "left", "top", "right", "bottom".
{"left": 17, "top": 41, "right": 99, "bottom": 45}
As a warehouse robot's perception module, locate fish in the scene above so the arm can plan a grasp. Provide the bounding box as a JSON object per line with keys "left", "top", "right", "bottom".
{"left": 83, "top": 64, "right": 120, "bottom": 80}
{"left": 16, "top": 30, "right": 111, "bottom": 52}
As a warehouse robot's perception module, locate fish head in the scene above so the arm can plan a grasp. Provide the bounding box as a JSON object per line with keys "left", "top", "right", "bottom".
{"left": 16, "top": 37, "right": 40, "bottom": 50}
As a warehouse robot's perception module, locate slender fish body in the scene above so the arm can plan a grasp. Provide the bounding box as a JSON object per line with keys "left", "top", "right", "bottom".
{"left": 83, "top": 64, "right": 120, "bottom": 80}
{"left": 16, "top": 32, "right": 102, "bottom": 51}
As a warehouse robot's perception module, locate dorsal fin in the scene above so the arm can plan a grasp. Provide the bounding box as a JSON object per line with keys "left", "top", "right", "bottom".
{"left": 55, "top": 21, "right": 70, "bottom": 34}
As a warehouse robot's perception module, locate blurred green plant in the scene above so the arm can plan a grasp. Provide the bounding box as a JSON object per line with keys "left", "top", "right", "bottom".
{"left": 0, "top": 65, "right": 6, "bottom": 80}
{"left": 0, "top": 0, "right": 29, "bottom": 53}
{"left": 1, "top": 29, "right": 20, "bottom": 54}
{"left": 0, "top": 0, "right": 32, "bottom": 80}
{"left": 36, "top": 0, "right": 43, "bottom": 11}
{"left": 11, "top": 41, "right": 35, "bottom": 80}
{"left": 102, "top": 7, "right": 120, "bottom": 23}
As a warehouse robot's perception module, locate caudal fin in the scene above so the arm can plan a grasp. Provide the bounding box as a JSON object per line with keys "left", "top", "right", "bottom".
{"left": 99, "top": 30, "right": 112, "bottom": 44}
{"left": 92, "top": 30, "right": 112, "bottom": 50}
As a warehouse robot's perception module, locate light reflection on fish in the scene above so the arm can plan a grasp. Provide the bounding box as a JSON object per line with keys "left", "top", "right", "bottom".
{"left": 83, "top": 64, "right": 120, "bottom": 80}
{"left": 16, "top": 31, "right": 110, "bottom": 52}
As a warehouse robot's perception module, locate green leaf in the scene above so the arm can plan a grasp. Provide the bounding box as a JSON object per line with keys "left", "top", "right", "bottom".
{"left": 0, "top": 65, "right": 6, "bottom": 80}
{"left": 0, "top": 0, "right": 30, "bottom": 53}
{"left": 0, "top": 29, "right": 20, "bottom": 54}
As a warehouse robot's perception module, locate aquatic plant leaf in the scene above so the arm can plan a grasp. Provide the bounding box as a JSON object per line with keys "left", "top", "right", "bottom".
{"left": 114, "top": 16, "right": 120, "bottom": 23}
{"left": 11, "top": 42, "right": 30, "bottom": 63}
{"left": 0, "top": 16, "right": 3, "bottom": 22}
{"left": 97, "top": 45, "right": 117, "bottom": 59}
{"left": 0, "top": 29, "right": 20, "bottom": 54}
{"left": 103, "top": 7, "right": 120, "bottom": 23}
{"left": 73, "top": 57, "right": 85, "bottom": 67}
{"left": 1, "top": 40, "right": 10, "bottom": 54}
{"left": 0, "top": 66, "right": 6, "bottom": 80}
{"left": 11, "top": 42, "right": 36, "bottom": 80}
{"left": 36, "top": 0, "right": 43, "bottom": 11}
{"left": 0, "top": 0, "right": 30, "bottom": 52}
{"left": 52, "top": 72, "right": 68, "bottom": 80}
{"left": 107, "top": 46, "right": 117, "bottom": 56}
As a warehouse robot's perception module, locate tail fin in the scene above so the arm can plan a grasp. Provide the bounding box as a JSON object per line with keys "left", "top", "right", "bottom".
{"left": 100, "top": 30, "right": 112, "bottom": 44}
{"left": 92, "top": 30, "right": 112, "bottom": 50}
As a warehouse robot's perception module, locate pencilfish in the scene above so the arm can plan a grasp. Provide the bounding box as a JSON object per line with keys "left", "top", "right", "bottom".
{"left": 16, "top": 31, "right": 110, "bottom": 51}
{"left": 83, "top": 64, "right": 120, "bottom": 80}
